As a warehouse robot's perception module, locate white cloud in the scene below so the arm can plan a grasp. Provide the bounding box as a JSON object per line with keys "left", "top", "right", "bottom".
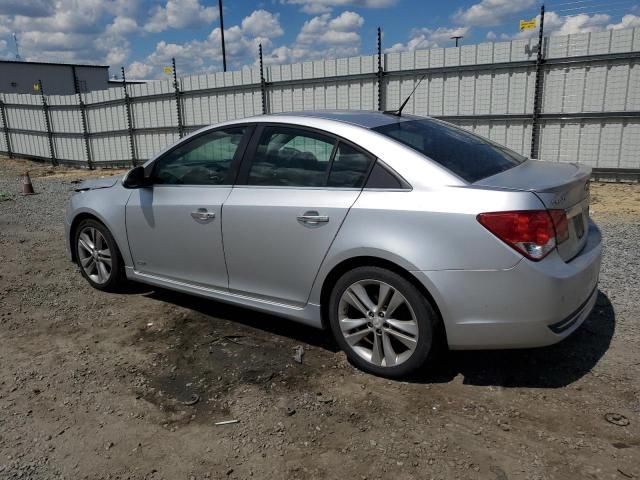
{"left": 297, "top": 11, "right": 363, "bottom": 46}
{"left": 0, "top": 0, "right": 54, "bottom": 17}
{"left": 486, "top": 31, "right": 497, "bottom": 40}
{"left": 607, "top": 14, "right": 640, "bottom": 30}
{"left": 144, "top": 0, "right": 219, "bottom": 33}
{"left": 495, "top": 6, "right": 640, "bottom": 41}
{"left": 385, "top": 26, "right": 469, "bottom": 52}
{"left": 264, "top": 45, "right": 307, "bottom": 64}
{"left": 507, "top": 11, "right": 612, "bottom": 39}
{"left": 552, "top": 13, "right": 610, "bottom": 35}
{"left": 106, "top": 16, "right": 139, "bottom": 36}
{"left": 328, "top": 10, "right": 364, "bottom": 31}
{"left": 105, "top": 45, "right": 128, "bottom": 66}
{"left": 127, "top": 61, "right": 154, "bottom": 79}
{"left": 241, "top": 10, "right": 283, "bottom": 37}
{"left": 0, "top": 0, "right": 144, "bottom": 66}
{"left": 284, "top": 0, "right": 397, "bottom": 15}
{"left": 129, "top": 9, "right": 285, "bottom": 79}
{"left": 454, "top": 0, "right": 536, "bottom": 27}
{"left": 10, "top": 0, "right": 108, "bottom": 35}
{"left": 261, "top": 11, "right": 365, "bottom": 65}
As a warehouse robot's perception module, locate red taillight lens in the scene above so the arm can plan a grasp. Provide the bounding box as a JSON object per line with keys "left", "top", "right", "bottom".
{"left": 477, "top": 210, "right": 558, "bottom": 261}
{"left": 548, "top": 209, "right": 569, "bottom": 244}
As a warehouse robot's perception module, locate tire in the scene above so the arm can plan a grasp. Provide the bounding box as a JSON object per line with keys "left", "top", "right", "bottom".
{"left": 328, "top": 266, "right": 437, "bottom": 378}
{"left": 74, "top": 218, "right": 125, "bottom": 292}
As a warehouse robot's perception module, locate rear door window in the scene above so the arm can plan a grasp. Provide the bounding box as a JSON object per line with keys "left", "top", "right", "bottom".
{"left": 373, "top": 119, "right": 526, "bottom": 183}
{"left": 248, "top": 127, "right": 335, "bottom": 187}
{"left": 327, "top": 143, "right": 374, "bottom": 188}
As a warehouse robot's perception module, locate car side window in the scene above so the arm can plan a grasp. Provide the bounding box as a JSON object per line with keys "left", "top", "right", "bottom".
{"left": 327, "top": 142, "right": 373, "bottom": 188}
{"left": 248, "top": 127, "right": 336, "bottom": 187}
{"left": 152, "top": 126, "right": 246, "bottom": 185}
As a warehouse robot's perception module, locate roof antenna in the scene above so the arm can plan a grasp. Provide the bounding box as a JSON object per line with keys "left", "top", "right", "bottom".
{"left": 384, "top": 73, "right": 426, "bottom": 117}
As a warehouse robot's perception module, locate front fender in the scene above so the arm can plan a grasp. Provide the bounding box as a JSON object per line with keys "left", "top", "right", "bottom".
{"left": 67, "top": 185, "right": 133, "bottom": 267}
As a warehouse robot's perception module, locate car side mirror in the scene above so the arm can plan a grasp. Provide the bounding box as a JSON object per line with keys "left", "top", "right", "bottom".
{"left": 123, "top": 166, "right": 151, "bottom": 189}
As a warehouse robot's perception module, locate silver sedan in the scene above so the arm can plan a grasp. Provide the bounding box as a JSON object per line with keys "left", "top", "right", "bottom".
{"left": 65, "top": 111, "right": 602, "bottom": 377}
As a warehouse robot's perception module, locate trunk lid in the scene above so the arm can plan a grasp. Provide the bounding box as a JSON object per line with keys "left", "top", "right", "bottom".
{"left": 475, "top": 160, "right": 591, "bottom": 262}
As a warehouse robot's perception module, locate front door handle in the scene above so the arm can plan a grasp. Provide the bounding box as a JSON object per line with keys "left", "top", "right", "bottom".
{"left": 297, "top": 211, "right": 329, "bottom": 226}
{"left": 191, "top": 208, "right": 216, "bottom": 221}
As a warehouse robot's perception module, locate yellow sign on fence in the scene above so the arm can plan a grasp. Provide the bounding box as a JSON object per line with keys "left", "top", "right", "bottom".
{"left": 163, "top": 66, "right": 173, "bottom": 75}
{"left": 33, "top": 83, "right": 40, "bottom": 91}
{"left": 519, "top": 18, "right": 537, "bottom": 30}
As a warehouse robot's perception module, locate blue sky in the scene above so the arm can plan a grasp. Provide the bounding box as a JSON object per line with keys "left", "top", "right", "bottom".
{"left": 0, "top": 0, "right": 639, "bottom": 79}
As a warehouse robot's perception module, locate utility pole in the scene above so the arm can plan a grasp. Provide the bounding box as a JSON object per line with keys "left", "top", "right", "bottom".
{"left": 218, "top": 0, "right": 227, "bottom": 72}
{"left": 450, "top": 35, "right": 463, "bottom": 47}
{"left": 12, "top": 33, "right": 21, "bottom": 60}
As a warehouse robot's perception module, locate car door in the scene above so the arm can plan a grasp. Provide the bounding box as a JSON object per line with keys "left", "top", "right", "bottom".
{"left": 125, "top": 125, "right": 251, "bottom": 289}
{"left": 222, "top": 124, "right": 375, "bottom": 306}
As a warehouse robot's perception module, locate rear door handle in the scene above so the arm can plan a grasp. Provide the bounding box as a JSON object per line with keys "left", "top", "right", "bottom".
{"left": 297, "top": 211, "right": 329, "bottom": 226}
{"left": 191, "top": 208, "right": 216, "bottom": 221}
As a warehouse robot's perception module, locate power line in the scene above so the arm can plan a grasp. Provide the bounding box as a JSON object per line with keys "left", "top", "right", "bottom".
{"left": 559, "top": 7, "right": 639, "bottom": 16}
{"left": 547, "top": 0, "right": 610, "bottom": 7}
{"left": 555, "top": 0, "right": 635, "bottom": 13}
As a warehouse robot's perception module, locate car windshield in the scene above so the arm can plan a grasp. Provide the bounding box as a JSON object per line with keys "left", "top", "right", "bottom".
{"left": 373, "top": 118, "right": 526, "bottom": 183}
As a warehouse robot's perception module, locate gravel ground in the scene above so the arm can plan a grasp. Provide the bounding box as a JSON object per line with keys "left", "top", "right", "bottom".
{"left": 0, "top": 159, "right": 639, "bottom": 480}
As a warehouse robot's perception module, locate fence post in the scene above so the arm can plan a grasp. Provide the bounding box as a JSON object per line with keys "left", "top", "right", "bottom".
{"left": 377, "top": 27, "right": 385, "bottom": 111}
{"left": 121, "top": 67, "right": 137, "bottom": 167}
{"left": 172, "top": 58, "right": 185, "bottom": 138}
{"left": 530, "top": 4, "right": 546, "bottom": 159}
{"left": 38, "top": 80, "right": 57, "bottom": 166}
{"left": 0, "top": 98, "right": 13, "bottom": 159}
{"left": 72, "top": 66, "right": 93, "bottom": 170}
{"left": 259, "top": 43, "right": 268, "bottom": 115}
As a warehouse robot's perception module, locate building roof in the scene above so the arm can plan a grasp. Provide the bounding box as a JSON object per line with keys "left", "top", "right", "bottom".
{"left": 0, "top": 59, "right": 109, "bottom": 69}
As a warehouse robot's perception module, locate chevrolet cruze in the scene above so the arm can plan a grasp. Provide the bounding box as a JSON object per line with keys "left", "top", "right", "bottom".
{"left": 65, "top": 111, "right": 601, "bottom": 377}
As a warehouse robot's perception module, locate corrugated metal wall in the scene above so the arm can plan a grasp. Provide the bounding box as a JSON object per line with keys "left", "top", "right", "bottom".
{"left": 0, "top": 27, "right": 639, "bottom": 172}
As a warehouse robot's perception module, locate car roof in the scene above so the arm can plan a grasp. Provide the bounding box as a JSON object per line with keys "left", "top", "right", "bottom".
{"left": 265, "top": 110, "right": 422, "bottom": 129}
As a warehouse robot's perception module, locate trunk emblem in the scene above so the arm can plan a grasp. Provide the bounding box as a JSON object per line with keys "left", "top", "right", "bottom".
{"left": 552, "top": 194, "right": 566, "bottom": 206}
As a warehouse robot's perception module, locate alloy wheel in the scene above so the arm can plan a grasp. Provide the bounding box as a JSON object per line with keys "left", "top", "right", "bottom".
{"left": 338, "top": 279, "right": 419, "bottom": 367}
{"left": 77, "top": 226, "right": 112, "bottom": 285}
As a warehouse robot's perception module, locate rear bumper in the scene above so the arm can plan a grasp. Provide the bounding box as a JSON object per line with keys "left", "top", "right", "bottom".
{"left": 414, "top": 221, "right": 602, "bottom": 349}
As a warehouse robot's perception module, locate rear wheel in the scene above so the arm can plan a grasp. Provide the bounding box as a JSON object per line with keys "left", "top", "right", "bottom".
{"left": 328, "top": 266, "right": 436, "bottom": 378}
{"left": 74, "top": 219, "right": 124, "bottom": 292}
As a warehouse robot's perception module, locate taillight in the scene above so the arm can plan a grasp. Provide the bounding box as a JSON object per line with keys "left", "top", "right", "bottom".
{"left": 477, "top": 210, "right": 566, "bottom": 261}
{"left": 548, "top": 209, "right": 569, "bottom": 244}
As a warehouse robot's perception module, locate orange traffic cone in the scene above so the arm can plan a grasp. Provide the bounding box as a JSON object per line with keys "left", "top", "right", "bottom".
{"left": 22, "top": 171, "right": 35, "bottom": 195}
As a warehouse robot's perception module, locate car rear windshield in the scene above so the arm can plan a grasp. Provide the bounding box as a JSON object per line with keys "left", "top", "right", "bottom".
{"left": 373, "top": 119, "right": 526, "bottom": 183}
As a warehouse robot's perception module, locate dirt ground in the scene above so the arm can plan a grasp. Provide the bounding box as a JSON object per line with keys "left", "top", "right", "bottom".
{"left": 0, "top": 158, "right": 639, "bottom": 480}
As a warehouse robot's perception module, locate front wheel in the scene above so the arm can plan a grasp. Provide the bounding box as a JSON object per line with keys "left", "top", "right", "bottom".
{"left": 328, "top": 266, "right": 437, "bottom": 378}
{"left": 74, "top": 219, "right": 125, "bottom": 292}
